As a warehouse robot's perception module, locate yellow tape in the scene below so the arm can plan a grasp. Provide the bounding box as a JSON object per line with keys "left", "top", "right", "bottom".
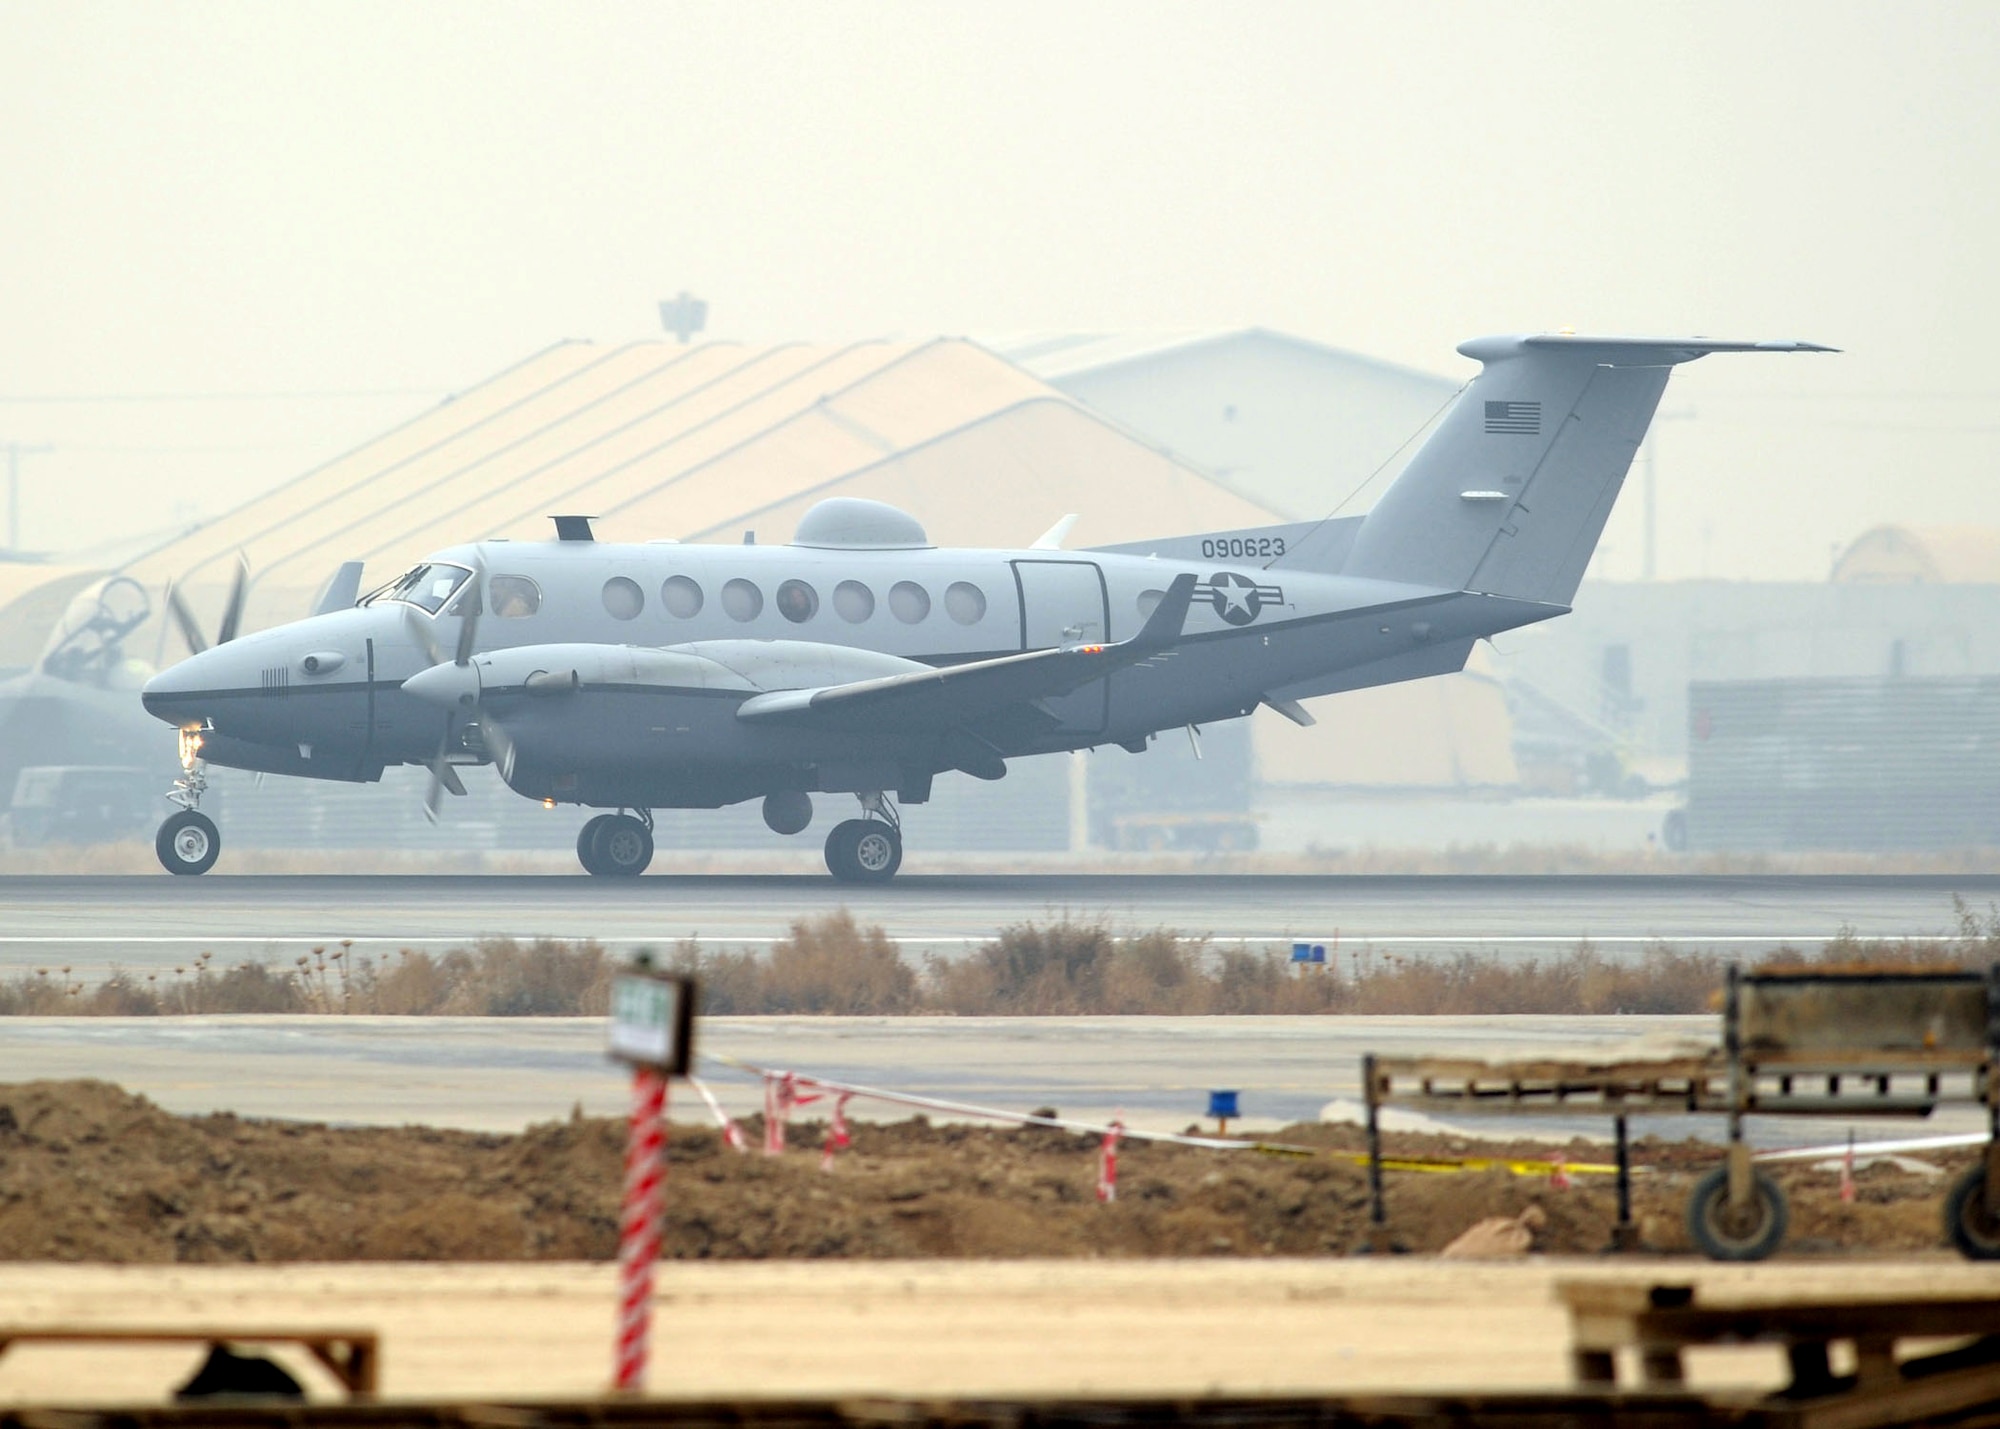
{"left": 1248, "top": 1143, "right": 1621, "bottom": 1177}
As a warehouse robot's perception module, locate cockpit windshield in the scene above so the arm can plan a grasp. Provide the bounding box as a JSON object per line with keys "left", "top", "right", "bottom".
{"left": 362, "top": 562, "right": 473, "bottom": 616}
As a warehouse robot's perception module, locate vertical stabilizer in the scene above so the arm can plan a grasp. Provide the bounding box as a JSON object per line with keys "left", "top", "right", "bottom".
{"left": 1339, "top": 335, "right": 1834, "bottom": 606}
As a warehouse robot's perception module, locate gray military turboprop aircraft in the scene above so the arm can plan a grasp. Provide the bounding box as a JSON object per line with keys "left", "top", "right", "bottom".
{"left": 140, "top": 332, "right": 1832, "bottom": 881}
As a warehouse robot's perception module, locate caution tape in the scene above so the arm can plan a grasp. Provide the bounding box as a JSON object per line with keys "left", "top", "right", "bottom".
{"left": 700, "top": 1052, "right": 1629, "bottom": 1179}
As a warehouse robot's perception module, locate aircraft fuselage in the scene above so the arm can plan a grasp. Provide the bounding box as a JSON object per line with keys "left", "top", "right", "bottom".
{"left": 141, "top": 533, "right": 1552, "bottom": 809}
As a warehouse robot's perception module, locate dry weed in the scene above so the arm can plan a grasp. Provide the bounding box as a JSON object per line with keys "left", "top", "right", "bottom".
{"left": 7, "top": 904, "right": 1998, "bottom": 1019}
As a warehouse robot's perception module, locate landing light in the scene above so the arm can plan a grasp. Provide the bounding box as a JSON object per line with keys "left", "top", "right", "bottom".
{"left": 177, "top": 724, "right": 204, "bottom": 772}
{"left": 543, "top": 798, "right": 556, "bottom": 810}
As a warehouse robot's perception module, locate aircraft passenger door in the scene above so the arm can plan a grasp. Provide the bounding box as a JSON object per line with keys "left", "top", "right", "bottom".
{"left": 1011, "top": 559, "right": 1110, "bottom": 734}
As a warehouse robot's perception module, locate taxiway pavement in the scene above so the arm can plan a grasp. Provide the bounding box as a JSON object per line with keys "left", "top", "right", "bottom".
{"left": 0, "top": 872, "right": 1991, "bottom": 975}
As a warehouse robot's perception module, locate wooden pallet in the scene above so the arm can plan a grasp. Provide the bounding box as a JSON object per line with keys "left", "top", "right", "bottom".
{"left": 0, "top": 1326, "right": 378, "bottom": 1398}
{"left": 1561, "top": 1280, "right": 2000, "bottom": 1428}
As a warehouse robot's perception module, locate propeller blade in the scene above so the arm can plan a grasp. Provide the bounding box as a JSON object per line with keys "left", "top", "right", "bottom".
{"left": 452, "top": 578, "right": 482, "bottom": 666}
{"left": 422, "top": 714, "right": 471, "bottom": 825}
{"left": 401, "top": 602, "right": 447, "bottom": 668}
{"left": 481, "top": 718, "right": 517, "bottom": 783}
{"left": 423, "top": 763, "right": 446, "bottom": 825}
{"left": 423, "top": 715, "right": 452, "bottom": 824}
{"left": 164, "top": 583, "right": 208, "bottom": 656}
{"left": 215, "top": 557, "right": 249, "bottom": 646}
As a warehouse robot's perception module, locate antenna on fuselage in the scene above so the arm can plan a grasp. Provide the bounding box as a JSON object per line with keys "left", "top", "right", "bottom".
{"left": 551, "top": 515, "right": 596, "bottom": 542}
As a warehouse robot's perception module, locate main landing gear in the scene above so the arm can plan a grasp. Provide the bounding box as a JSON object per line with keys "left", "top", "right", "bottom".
{"left": 577, "top": 809, "right": 654, "bottom": 877}
{"left": 156, "top": 724, "right": 221, "bottom": 876}
{"left": 824, "top": 793, "right": 902, "bottom": 885}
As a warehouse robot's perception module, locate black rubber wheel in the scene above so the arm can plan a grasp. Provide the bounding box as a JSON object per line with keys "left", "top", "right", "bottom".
{"left": 1686, "top": 1165, "right": 1789, "bottom": 1261}
{"left": 823, "top": 819, "right": 862, "bottom": 881}
{"left": 824, "top": 819, "right": 901, "bottom": 884}
{"left": 156, "top": 810, "right": 221, "bottom": 876}
{"left": 1945, "top": 1165, "right": 2000, "bottom": 1259}
{"left": 576, "top": 814, "right": 616, "bottom": 875}
{"left": 850, "top": 822, "right": 901, "bottom": 882}
{"left": 594, "top": 815, "right": 653, "bottom": 877}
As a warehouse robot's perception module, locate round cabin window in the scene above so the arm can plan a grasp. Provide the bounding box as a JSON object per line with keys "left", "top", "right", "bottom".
{"left": 776, "top": 579, "right": 819, "bottom": 624}
{"left": 722, "top": 578, "right": 763, "bottom": 622}
{"left": 1136, "top": 588, "right": 1165, "bottom": 620}
{"left": 888, "top": 581, "right": 930, "bottom": 624}
{"left": 945, "top": 582, "right": 986, "bottom": 625}
{"left": 661, "top": 575, "right": 703, "bottom": 618}
{"left": 833, "top": 580, "right": 875, "bottom": 623}
{"left": 602, "top": 577, "right": 644, "bottom": 620}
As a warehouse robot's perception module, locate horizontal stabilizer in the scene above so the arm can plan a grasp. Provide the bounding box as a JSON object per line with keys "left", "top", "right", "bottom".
{"left": 738, "top": 574, "right": 1198, "bottom": 733}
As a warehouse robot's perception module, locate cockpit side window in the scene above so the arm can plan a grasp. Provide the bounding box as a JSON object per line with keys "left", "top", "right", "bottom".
{"left": 489, "top": 575, "right": 542, "bottom": 618}
{"left": 362, "top": 562, "right": 472, "bottom": 616}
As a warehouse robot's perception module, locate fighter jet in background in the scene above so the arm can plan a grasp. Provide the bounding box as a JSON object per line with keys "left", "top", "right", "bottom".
{"left": 140, "top": 333, "right": 1833, "bottom": 881}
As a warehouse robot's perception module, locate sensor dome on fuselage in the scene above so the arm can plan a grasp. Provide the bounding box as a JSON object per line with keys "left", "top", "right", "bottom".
{"left": 790, "top": 498, "right": 931, "bottom": 551}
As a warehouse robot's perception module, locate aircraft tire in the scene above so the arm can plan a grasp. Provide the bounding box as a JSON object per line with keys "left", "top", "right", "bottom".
{"left": 156, "top": 810, "right": 221, "bottom": 876}
{"left": 824, "top": 820, "right": 860, "bottom": 881}
{"left": 576, "top": 814, "right": 616, "bottom": 875}
{"left": 826, "top": 819, "right": 900, "bottom": 884}
{"left": 595, "top": 815, "right": 654, "bottom": 877}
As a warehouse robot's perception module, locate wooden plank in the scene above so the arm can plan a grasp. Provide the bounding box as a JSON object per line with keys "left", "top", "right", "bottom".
{"left": 0, "top": 1327, "right": 378, "bottom": 1398}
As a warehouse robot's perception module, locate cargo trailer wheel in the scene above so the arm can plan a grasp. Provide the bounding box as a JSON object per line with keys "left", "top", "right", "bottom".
{"left": 1944, "top": 1165, "right": 2000, "bottom": 1259}
{"left": 156, "top": 810, "right": 221, "bottom": 876}
{"left": 1686, "top": 1165, "right": 1788, "bottom": 1261}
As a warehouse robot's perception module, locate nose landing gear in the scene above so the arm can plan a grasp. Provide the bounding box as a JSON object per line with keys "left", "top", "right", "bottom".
{"left": 577, "top": 809, "right": 654, "bottom": 877}
{"left": 824, "top": 793, "right": 902, "bottom": 884}
{"left": 156, "top": 723, "right": 221, "bottom": 876}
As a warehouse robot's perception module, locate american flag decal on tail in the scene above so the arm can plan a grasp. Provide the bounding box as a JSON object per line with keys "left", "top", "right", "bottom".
{"left": 1484, "top": 400, "right": 1540, "bottom": 435}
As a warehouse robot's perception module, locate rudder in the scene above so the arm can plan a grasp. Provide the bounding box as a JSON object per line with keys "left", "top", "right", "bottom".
{"left": 1339, "top": 334, "right": 1834, "bottom": 605}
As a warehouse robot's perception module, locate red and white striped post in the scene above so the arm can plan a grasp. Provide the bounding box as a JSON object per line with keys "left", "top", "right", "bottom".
{"left": 614, "top": 1067, "right": 669, "bottom": 1391}
{"left": 605, "top": 963, "right": 697, "bottom": 1396}
{"left": 1097, "top": 1119, "right": 1124, "bottom": 1204}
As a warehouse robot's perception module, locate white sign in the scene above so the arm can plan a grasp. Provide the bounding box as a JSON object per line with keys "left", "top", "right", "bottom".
{"left": 608, "top": 973, "right": 690, "bottom": 1072}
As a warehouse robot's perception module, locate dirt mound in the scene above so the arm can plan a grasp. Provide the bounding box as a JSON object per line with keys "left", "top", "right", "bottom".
{"left": 0, "top": 1081, "right": 1964, "bottom": 1262}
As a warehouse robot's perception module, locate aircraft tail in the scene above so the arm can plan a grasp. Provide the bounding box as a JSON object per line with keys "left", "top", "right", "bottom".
{"left": 1339, "top": 334, "right": 1835, "bottom": 605}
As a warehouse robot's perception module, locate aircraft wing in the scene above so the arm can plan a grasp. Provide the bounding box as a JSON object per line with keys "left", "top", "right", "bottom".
{"left": 735, "top": 574, "right": 1198, "bottom": 734}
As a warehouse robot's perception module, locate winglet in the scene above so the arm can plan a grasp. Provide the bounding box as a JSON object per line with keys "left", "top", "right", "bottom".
{"left": 1130, "top": 573, "right": 1199, "bottom": 652}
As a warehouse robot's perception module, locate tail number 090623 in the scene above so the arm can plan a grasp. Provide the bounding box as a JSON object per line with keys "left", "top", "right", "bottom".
{"left": 1200, "top": 536, "right": 1285, "bottom": 560}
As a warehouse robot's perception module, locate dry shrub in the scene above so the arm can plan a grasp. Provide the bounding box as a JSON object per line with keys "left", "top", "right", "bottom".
{"left": 436, "top": 938, "right": 613, "bottom": 1016}
{"left": 1334, "top": 942, "right": 1728, "bottom": 1016}
{"left": 761, "top": 911, "right": 916, "bottom": 1013}
{"left": 666, "top": 914, "right": 915, "bottom": 1014}
{"left": 931, "top": 919, "right": 1124, "bottom": 1014}
{"left": 1763, "top": 898, "right": 2000, "bottom": 974}
{"left": 929, "top": 921, "right": 1310, "bottom": 1015}
{"left": 8, "top": 902, "right": 1999, "bottom": 1019}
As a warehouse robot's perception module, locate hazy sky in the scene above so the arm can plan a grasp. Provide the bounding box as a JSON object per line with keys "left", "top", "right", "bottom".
{"left": 0, "top": 2, "right": 1994, "bottom": 579}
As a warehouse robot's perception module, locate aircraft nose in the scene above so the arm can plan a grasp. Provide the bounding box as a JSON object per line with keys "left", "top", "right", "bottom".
{"left": 141, "top": 648, "right": 241, "bottom": 724}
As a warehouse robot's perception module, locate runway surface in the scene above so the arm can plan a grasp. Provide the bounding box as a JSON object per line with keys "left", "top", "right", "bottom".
{"left": 0, "top": 1012, "right": 1970, "bottom": 1148}
{"left": 0, "top": 872, "right": 1991, "bottom": 975}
